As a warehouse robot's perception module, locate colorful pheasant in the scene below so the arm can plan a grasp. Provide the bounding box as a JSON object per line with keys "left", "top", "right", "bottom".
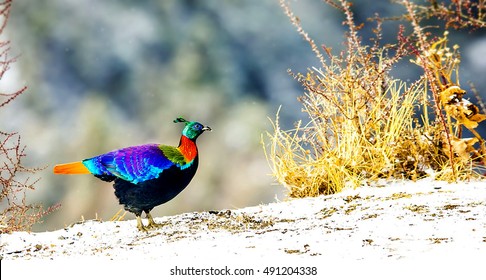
{"left": 53, "top": 117, "right": 211, "bottom": 231}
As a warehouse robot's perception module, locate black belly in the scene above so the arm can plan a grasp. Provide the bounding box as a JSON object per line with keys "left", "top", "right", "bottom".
{"left": 109, "top": 162, "right": 198, "bottom": 216}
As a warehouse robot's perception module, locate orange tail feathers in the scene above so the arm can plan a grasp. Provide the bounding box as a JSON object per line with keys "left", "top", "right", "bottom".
{"left": 53, "top": 161, "right": 91, "bottom": 174}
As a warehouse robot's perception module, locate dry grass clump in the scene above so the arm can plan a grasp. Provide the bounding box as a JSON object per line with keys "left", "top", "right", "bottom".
{"left": 263, "top": 0, "right": 486, "bottom": 198}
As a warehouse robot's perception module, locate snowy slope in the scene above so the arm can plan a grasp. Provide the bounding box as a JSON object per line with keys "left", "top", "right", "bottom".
{"left": 1, "top": 179, "right": 485, "bottom": 278}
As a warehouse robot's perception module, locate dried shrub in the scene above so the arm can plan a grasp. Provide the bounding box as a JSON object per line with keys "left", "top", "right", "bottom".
{"left": 404, "top": 0, "right": 486, "bottom": 179}
{"left": 263, "top": 0, "right": 486, "bottom": 198}
{"left": 404, "top": 0, "right": 486, "bottom": 30}
{"left": 0, "top": 131, "right": 60, "bottom": 233}
{"left": 0, "top": 0, "right": 59, "bottom": 233}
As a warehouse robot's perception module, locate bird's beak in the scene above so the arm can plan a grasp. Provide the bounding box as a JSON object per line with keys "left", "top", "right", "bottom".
{"left": 203, "top": 126, "right": 212, "bottom": 132}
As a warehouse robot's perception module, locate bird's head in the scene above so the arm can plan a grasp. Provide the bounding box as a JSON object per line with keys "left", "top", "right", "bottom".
{"left": 174, "top": 117, "right": 212, "bottom": 140}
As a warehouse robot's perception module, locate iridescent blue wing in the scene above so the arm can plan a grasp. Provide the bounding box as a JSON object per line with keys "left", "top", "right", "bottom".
{"left": 82, "top": 144, "right": 176, "bottom": 184}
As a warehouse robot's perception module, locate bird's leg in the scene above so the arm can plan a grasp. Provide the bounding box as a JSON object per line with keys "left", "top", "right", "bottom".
{"left": 136, "top": 215, "right": 148, "bottom": 232}
{"left": 145, "top": 212, "right": 164, "bottom": 229}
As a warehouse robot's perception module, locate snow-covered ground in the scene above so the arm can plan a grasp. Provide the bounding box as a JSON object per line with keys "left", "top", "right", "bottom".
{"left": 1, "top": 179, "right": 485, "bottom": 279}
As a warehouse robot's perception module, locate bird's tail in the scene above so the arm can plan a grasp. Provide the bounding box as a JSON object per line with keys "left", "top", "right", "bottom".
{"left": 53, "top": 161, "right": 91, "bottom": 174}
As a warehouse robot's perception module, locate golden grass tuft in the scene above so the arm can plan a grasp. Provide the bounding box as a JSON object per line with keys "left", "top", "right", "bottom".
{"left": 264, "top": 76, "right": 428, "bottom": 197}
{"left": 263, "top": 0, "right": 486, "bottom": 198}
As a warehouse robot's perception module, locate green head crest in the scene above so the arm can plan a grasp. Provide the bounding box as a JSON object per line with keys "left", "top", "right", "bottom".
{"left": 173, "top": 117, "right": 188, "bottom": 124}
{"left": 174, "top": 117, "right": 211, "bottom": 140}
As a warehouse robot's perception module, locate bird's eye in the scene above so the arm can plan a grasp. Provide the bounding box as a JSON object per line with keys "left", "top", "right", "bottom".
{"left": 193, "top": 124, "right": 202, "bottom": 130}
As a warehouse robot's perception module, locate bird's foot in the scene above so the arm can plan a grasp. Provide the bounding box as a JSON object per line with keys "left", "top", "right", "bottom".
{"left": 136, "top": 216, "right": 149, "bottom": 232}
{"left": 146, "top": 212, "right": 165, "bottom": 229}
{"left": 136, "top": 213, "right": 165, "bottom": 231}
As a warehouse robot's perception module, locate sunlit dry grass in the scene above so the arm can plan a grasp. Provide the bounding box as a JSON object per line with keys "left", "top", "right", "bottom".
{"left": 264, "top": 0, "right": 486, "bottom": 198}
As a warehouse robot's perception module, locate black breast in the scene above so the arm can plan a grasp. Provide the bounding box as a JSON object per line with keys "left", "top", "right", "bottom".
{"left": 112, "top": 157, "right": 199, "bottom": 216}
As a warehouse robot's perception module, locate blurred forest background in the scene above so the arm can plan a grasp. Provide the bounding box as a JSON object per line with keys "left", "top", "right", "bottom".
{"left": 1, "top": 0, "right": 485, "bottom": 231}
